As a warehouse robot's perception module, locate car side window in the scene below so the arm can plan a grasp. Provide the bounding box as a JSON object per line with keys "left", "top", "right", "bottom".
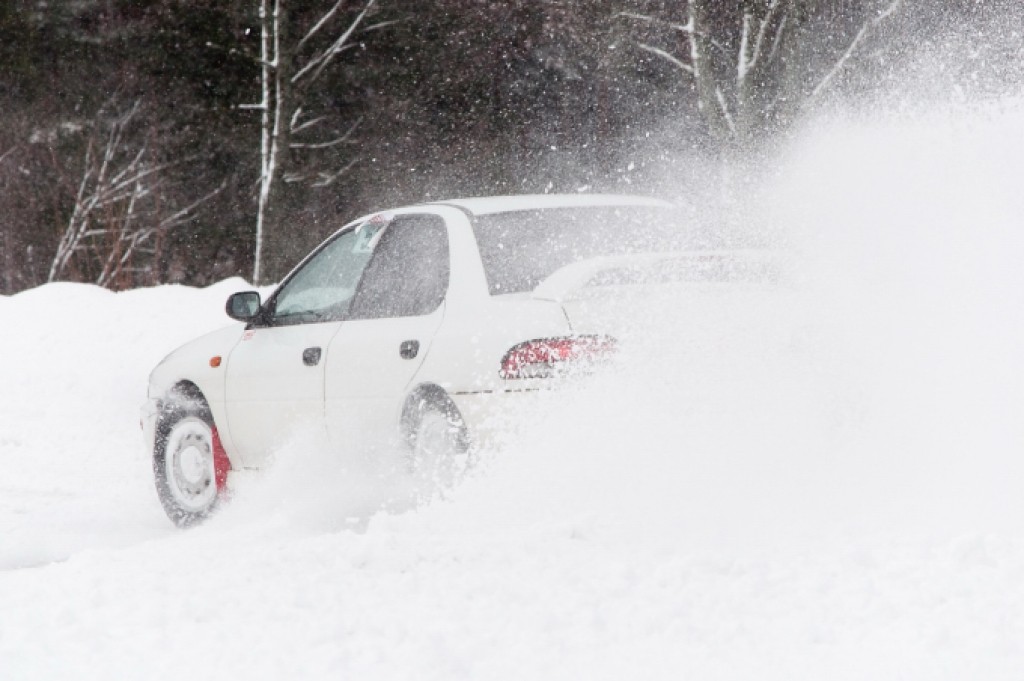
{"left": 347, "top": 214, "right": 450, "bottom": 320}
{"left": 270, "top": 220, "right": 386, "bottom": 325}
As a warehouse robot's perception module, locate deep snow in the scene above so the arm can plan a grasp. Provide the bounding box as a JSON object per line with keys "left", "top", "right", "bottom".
{"left": 3, "top": 100, "right": 1024, "bottom": 679}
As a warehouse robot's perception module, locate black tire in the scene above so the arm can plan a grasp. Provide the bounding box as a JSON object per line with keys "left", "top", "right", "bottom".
{"left": 405, "top": 396, "right": 473, "bottom": 491}
{"left": 153, "top": 399, "right": 222, "bottom": 527}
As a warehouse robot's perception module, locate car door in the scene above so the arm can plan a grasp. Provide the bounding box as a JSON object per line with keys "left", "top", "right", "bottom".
{"left": 224, "top": 221, "right": 384, "bottom": 467}
{"left": 324, "top": 213, "right": 450, "bottom": 458}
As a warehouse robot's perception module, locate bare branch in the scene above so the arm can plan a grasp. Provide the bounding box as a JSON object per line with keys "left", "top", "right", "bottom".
{"left": 49, "top": 142, "right": 96, "bottom": 281}
{"left": 296, "top": 0, "right": 347, "bottom": 51}
{"left": 616, "top": 12, "right": 692, "bottom": 35}
{"left": 737, "top": 12, "right": 752, "bottom": 84}
{"left": 289, "top": 106, "right": 304, "bottom": 131}
{"left": 747, "top": 0, "right": 786, "bottom": 74}
{"left": 620, "top": 10, "right": 729, "bottom": 60}
{"left": 637, "top": 43, "right": 694, "bottom": 75}
{"left": 289, "top": 131, "right": 359, "bottom": 150}
{"left": 715, "top": 87, "right": 736, "bottom": 135}
{"left": 359, "top": 19, "right": 403, "bottom": 35}
{"left": 291, "top": 115, "right": 327, "bottom": 134}
{"left": 48, "top": 95, "right": 221, "bottom": 287}
{"left": 96, "top": 180, "right": 143, "bottom": 286}
{"left": 312, "top": 156, "right": 360, "bottom": 187}
{"left": 108, "top": 144, "right": 148, "bottom": 187}
{"left": 763, "top": 15, "right": 788, "bottom": 70}
{"left": 292, "top": 0, "right": 375, "bottom": 85}
{"left": 811, "top": 0, "right": 902, "bottom": 99}
{"left": 157, "top": 180, "right": 228, "bottom": 230}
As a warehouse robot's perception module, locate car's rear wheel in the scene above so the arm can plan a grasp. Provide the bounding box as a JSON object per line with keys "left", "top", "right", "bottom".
{"left": 154, "top": 404, "right": 222, "bottom": 527}
{"left": 407, "top": 399, "right": 472, "bottom": 492}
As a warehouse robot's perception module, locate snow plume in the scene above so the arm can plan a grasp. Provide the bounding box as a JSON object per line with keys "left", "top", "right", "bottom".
{"left": 214, "top": 427, "right": 419, "bottom": 536}
{"left": 768, "top": 98, "right": 1024, "bottom": 539}
{"left": 394, "top": 98, "right": 1024, "bottom": 557}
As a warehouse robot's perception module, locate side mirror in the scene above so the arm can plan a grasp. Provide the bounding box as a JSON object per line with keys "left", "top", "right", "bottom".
{"left": 226, "top": 291, "right": 262, "bottom": 322}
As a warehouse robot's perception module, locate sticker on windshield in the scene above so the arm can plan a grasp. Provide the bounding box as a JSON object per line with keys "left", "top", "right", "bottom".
{"left": 352, "top": 213, "right": 392, "bottom": 253}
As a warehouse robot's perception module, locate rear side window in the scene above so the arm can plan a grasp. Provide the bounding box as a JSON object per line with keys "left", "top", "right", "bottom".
{"left": 471, "top": 206, "right": 692, "bottom": 295}
{"left": 348, "top": 214, "right": 450, "bottom": 319}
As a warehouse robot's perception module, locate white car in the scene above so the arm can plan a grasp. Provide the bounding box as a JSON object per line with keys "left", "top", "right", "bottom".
{"left": 143, "top": 194, "right": 767, "bottom": 526}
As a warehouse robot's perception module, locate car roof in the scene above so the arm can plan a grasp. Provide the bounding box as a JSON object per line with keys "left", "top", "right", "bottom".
{"left": 427, "top": 194, "right": 673, "bottom": 216}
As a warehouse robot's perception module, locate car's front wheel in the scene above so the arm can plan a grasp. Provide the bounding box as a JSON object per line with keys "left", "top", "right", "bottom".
{"left": 154, "top": 405, "right": 222, "bottom": 527}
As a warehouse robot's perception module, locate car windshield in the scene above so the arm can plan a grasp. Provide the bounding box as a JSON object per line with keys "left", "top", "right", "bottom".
{"left": 471, "top": 205, "right": 696, "bottom": 295}
{"left": 272, "top": 221, "right": 384, "bottom": 323}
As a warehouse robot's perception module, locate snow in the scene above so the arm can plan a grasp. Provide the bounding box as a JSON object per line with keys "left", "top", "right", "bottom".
{"left": 3, "top": 101, "right": 1024, "bottom": 679}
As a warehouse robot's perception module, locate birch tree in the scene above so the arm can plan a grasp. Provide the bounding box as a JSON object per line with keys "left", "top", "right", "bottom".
{"left": 246, "top": 0, "right": 388, "bottom": 284}
{"left": 623, "top": 0, "right": 902, "bottom": 148}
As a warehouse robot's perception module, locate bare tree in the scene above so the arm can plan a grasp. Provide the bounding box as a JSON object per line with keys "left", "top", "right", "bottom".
{"left": 244, "top": 0, "right": 392, "bottom": 284}
{"left": 48, "top": 101, "right": 222, "bottom": 289}
{"left": 622, "top": 0, "right": 902, "bottom": 147}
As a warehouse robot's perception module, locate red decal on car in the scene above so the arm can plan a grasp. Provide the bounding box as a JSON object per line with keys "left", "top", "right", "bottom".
{"left": 211, "top": 426, "right": 231, "bottom": 492}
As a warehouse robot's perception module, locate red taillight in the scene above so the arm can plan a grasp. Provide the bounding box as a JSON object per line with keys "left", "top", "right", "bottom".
{"left": 500, "top": 335, "right": 617, "bottom": 380}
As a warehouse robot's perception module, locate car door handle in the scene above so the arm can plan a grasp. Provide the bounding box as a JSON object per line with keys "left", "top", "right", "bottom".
{"left": 302, "top": 347, "right": 322, "bottom": 366}
{"left": 399, "top": 340, "right": 419, "bottom": 360}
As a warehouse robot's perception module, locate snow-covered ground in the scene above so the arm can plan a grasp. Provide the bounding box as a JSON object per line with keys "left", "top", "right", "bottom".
{"left": 3, "top": 102, "right": 1024, "bottom": 680}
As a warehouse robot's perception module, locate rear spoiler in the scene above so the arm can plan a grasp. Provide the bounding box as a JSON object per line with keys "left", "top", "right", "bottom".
{"left": 532, "top": 250, "right": 778, "bottom": 302}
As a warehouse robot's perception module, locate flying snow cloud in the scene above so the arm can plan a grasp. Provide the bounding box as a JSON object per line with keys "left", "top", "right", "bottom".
{"left": 368, "top": 96, "right": 1024, "bottom": 557}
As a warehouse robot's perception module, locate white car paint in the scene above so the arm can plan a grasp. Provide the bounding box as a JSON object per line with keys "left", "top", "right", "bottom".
{"left": 224, "top": 321, "right": 342, "bottom": 467}
{"left": 324, "top": 305, "right": 447, "bottom": 460}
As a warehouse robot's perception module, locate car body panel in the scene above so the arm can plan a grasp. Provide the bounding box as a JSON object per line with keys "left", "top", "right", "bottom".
{"left": 324, "top": 304, "right": 446, "bottom": 457}
{"left": 224, "top": 320, "right": 343, "bottom": 467}
{"left": 145, "top": 323, "right": 247, "bottom": 468}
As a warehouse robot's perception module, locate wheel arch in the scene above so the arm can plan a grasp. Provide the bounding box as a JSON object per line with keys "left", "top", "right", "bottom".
{"left": 399, "top": 383, "right": 466, "bottom": 445}
{"left": 160, "top": 380, "right": 211, "bottom": 417}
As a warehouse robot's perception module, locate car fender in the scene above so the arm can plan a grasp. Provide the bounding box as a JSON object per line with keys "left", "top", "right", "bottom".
{"left": 411, "top": 296, "right": 572, "bottom": 395}
{"left": 147, "top": 322, "right": 247, "bottom": 463}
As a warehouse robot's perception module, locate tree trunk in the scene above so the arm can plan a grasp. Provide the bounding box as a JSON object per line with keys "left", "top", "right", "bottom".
{"left": 259, "top": 0, "right": 298, "bottom": 284}
{"left": 689, "top": 1, "right": 732, "bottom": 143}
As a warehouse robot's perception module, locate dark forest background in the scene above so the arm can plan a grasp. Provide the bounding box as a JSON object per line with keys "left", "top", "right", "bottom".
{"left": 1, "top": 0, "right": 1019, "bottom": 292}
